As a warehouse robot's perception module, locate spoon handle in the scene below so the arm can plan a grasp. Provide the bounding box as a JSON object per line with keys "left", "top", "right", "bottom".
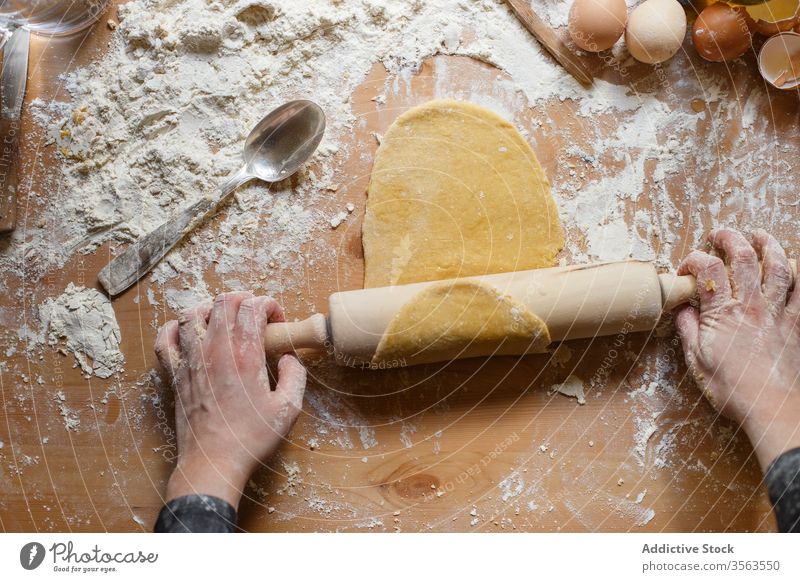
{"left": 98, "top": 166, "right": 252, "bottom": 296}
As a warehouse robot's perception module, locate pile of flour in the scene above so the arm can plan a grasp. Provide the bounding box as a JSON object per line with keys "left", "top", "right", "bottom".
{"left": 39, "top": 283, "right": 124, "bottom": 378}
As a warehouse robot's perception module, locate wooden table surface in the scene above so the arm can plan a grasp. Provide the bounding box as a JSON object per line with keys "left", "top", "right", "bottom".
{"left": 1, "top": 1, "right": 798, "bottom": 532}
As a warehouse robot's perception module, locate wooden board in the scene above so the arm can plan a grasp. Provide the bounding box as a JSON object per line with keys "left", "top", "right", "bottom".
{"left": 2, "top": 1, "right": 797, "bottom": 532}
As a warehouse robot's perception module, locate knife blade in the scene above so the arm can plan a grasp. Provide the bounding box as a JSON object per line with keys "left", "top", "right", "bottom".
{"left": 0, "top": 26, "right": 29, "bottom": 234}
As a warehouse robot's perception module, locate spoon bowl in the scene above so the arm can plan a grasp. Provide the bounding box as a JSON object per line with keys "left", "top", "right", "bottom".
{"left": 245, "top": 100, "right": 326, "bottom": 183}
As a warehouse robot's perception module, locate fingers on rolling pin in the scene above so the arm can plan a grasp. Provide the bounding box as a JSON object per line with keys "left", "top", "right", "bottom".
{"left": 752, "top": 229, "right": 792, "bottom": 308}
{"left": 155, "top": 320, "right": 181, "bottom": 381}
{"left": 673, "top": 304, "right": 700, "bottom": 364}
{"left": 708, "top": 229, "right": 760, "bottom": 299}
{"left": 275, "top": 354, "right": 307, "bottom": 411}
{"left": 207, "top": 291, "right": 254, "bottom": 341}
{"left": 677, "top": 250, "right": 732, "bottom": 310}
{"left": 236, "top": 296, "right": 285, "bottom": 335}
{"left": 234, "top": 296, "right": 281, "bottom": 368}
{"left": 177, "top": 301, "right": 213, "bottom": 362}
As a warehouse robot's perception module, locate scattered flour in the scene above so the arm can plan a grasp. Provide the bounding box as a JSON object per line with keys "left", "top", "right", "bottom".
{"left": 358, "top": 426, "right": 378, "bottom": 449}
{"left": 613, "top": 497, "right": 656, "bottom": 527}
{"left": 499, "top": 470, "right": 525, "bottom": 503}
{"left": 549, "top": 343, "right": 574, "bottom": 368}
{"left": 12, "top": 0, "right": 706, "bottom": 295}
{"left": 54, "top": 391, "right": 81, "bottom": 432}
{"left": 469, "top": 505, "right": 479, "bottom": 526}
{"left": 329, "top": 211, "right": 348, "bottom": 229}
{"left": 1, "top": 0, "right": 793, "bottom": 532}
{"left": 276, "top": 460, "right": 302, "bottom": 497}
{"left": 39, "top": 284, "right": 124, "bottom": 379}
{"left": 549, "top": 375, "right": 586, "bottom": 405}
{"left": 5, "top": 0, "right": 796, "bottom": 323}
{"left": 399, "top": 421, "right": 418, "bottom": 448}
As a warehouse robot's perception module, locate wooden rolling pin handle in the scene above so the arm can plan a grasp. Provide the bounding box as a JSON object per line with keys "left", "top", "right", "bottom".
{"left": 263, "top": 313, "right": 329, "bottom": 354}
{"left": 658, "top": 258, "right": 798, "bottom": 312}
{"left": 658, "top": 273, "right": 696, "bottom": 312}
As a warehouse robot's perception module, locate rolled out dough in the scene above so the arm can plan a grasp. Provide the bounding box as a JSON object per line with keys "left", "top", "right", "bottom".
{"left": 374, "top": 280, "right": 551, "bottom": 366}
{"left": 363, "top": 99, "right": 563, "bottom": 288}
{"left": 364, "top": 100, "right": 563, "bottom": 364}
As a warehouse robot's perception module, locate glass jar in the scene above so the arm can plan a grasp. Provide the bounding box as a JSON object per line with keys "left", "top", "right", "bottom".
{"left": 0, "top": 0, "right": 109, "bottom": 36}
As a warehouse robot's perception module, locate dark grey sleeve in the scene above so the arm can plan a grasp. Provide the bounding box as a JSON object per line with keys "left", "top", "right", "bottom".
{"left": 154, "top": 494, "right": 238, "bottom": 533}
{"left": 766, "top": 447, "right": 800, "bottom": 533}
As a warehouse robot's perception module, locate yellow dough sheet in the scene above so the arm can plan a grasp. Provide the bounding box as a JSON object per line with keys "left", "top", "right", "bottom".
{"left": 373, "top": 280, "right": 551, "bottom": 365}
{"left": 363, "top": 99, "right": 564, "bottom": 288}
{"left": 363, "top": 100, "right": 563, "bottom": 365}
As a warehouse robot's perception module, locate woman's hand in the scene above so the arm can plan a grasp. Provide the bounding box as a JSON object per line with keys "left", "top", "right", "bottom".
{"left": 675, "top": 229, "right": 800, "bottom": 471}
{"left": 155, "top": 292, "right": 306, "bottom": 508}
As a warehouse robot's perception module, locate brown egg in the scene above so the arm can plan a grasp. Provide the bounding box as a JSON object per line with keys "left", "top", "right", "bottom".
{"left": 568, "top": 0, "right": 628, "bottom": 52}
{"left": 692, "top": 4, "right": 754, "bottom": 62}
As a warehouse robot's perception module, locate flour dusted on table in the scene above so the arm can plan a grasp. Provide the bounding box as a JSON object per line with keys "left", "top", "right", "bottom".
{"left": 11, "top": 0, "right": 794, "bottom": 305}
{"left": 0, "top": 0, "right": 793, "bottom": 533}
{"left": 21, "top": 0, "right": 592, "bottom": 293}
{"left": 39, "top": 284, "right": 124, "bottom": 379}
{"left": 549, "top": 375, "right": 586, "bottom": 405}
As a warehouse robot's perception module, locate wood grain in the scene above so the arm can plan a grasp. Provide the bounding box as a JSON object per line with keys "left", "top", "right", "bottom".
{"left": 1, "top": 1, "right": 796, "bottom": 533}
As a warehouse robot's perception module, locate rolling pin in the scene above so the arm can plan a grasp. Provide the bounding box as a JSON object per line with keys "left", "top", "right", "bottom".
{"left": 263, "top": 260, "right": 793, "bottom": 366}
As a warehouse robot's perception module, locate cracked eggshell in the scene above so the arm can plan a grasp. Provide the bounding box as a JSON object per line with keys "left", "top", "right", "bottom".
{"left": 758, "top": 31, "right": 800, "bottom": 89}
{"left": 746, "top": 0, "right": 800, "bottom": 37}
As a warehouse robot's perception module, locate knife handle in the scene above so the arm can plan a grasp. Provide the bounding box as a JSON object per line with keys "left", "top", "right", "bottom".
{"left": 0, "top": 27, "right": 29, "bottom": 235}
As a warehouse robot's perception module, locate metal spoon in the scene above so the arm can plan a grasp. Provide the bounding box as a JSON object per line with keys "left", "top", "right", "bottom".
{"left": 98, "top": 100, "right": 326, "bottom": 296}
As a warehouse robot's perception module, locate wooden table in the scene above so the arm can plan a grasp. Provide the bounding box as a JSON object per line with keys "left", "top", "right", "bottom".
{"left": 2, "top": 1, "right": 798, "bottom": 532}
